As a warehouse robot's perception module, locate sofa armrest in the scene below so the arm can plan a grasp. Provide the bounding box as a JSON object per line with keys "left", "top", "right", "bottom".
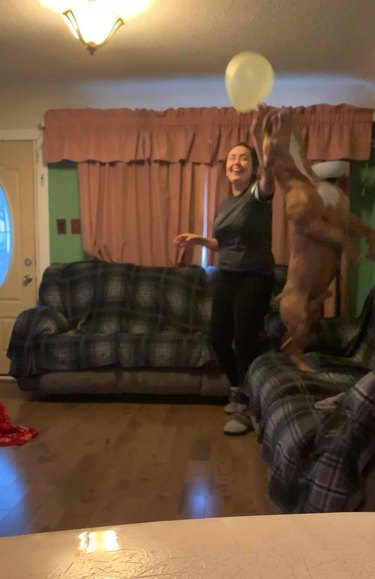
{"left": 9, "top": 306, "right": 69, "bottom": 342}
{"left": 7, "top": 306, "right": 69, "bottom": 376}
{"left": 263, "top": 306, "right": 285, "bottom": 349}
{"left": 264, "top": 310, "right": 360, "bottom": 356}
{"left": 306, "top": 317, "right": 359, "bottom": 355}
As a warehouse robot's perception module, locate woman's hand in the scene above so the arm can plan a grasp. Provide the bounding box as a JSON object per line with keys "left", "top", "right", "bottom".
{"left": 173, "top": 233, "right": 201, "bottom": 249}
{"left": 174, "top": 233, "right": 219, "bottom": 252}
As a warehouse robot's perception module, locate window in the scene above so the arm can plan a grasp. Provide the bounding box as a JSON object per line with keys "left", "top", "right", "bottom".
{"left": 0, "top": 185, "right": 12, "bottom": 285}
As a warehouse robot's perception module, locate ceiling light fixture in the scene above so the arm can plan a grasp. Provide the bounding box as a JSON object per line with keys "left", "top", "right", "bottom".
{"left": 62, "top": 1, "right": 124, "bottom": 54}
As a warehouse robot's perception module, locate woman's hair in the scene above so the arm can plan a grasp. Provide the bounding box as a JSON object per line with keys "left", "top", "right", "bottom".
{"left": 227, "top": 142, "right": 259, "bottom": 174}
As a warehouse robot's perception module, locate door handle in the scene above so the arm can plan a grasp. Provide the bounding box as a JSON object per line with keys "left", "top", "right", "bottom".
{"left": 23, "top": 274, "right": 33, "bottom": 285}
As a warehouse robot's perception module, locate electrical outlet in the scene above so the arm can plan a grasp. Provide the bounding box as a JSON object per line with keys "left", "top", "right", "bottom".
{"left": 56, "top": 219, "right": 66, "bottom": 234}
{"left": 71, "top": 218, "right": 81, "bottom": 234}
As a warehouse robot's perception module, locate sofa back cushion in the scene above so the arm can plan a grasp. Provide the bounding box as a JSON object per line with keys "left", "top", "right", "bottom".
{"left": 38, "top": 260, "right": 287, "bottom": 337}
{"left": 38, "top": 261, "right": 212, "bottom": 335}
{"left": 126, "top": 265, "right": 211, "bottom": 334}
{"left": 348, "top": 285, "right": 375, "bottom": 370}
{"left": 39, "top": 261, "right": 134, "bottom": 333}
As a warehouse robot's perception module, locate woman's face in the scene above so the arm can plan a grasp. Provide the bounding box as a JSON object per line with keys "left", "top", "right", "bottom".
{"left": 225, "top": 145, "right": 253, "bottom": 190}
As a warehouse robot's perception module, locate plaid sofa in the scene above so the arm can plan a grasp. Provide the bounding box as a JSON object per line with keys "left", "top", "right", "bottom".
{"left": 243, "top": 285, "right": 375, "bottom": 513}
{"left": 8, "top": 261, "right": 288, "bottom": 397}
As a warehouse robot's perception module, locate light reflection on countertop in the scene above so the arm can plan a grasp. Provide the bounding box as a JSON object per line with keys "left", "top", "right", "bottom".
{"left": 78, "top": 530, "right": 122, "bottom": 554}
{"left": 0, "top": 513, "right": 375, "bottom": 578}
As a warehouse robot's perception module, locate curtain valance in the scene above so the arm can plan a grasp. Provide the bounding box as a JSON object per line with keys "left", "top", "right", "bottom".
{"left": 291, "top": 104, "right": 373, "bottom": 161}
{"left": 43, "top": 104, "right": 374, "bottom": 164}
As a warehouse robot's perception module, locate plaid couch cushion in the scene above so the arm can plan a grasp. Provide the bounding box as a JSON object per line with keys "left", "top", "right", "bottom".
{"left": 300, "top": 371, "right": 375, "bottom": 512}
{"left": 118, "top": 332, "right": 213, "bottom": 368}
{"left": 344, "top": 285, "right": 375, "bottom": 370}
{"left": 5, "top": 261, "right": 292, "bottom": 377}
{"left": 260, "top": 371, "right": 375, "bottom": 513}
{"left": 244, "top": 284, "right": 375, "bottom": 513}
{"left": 32, "top": 333, "right": 118, "bottom": 373}
{"left": 125, "top": 265, "right": 211, "bottom": 333}
{"left": 8, "top": 261, "right": 214, "bottom": 376}
{"left": 246, "top": 352, "right": 366, "bottom": 427}
{"left": 39, "top": 261, "right": 133, "bottom": 334}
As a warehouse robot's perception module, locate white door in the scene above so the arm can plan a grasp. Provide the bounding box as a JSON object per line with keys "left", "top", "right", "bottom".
{"left": 0, "top": 141, "right": 37, "bottom": 374}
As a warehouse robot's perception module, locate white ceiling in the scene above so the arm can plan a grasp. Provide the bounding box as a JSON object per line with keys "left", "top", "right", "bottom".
{"left": 2, "top": 0, "right": 375, "bottom": 87}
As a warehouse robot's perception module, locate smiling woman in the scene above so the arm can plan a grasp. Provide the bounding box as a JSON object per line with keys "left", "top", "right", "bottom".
{"left": 174, "top": 135, "right": 276, "bottom": 435}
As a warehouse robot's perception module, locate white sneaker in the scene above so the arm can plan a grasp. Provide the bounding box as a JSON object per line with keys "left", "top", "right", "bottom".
{"left": 224, "top": 400, "right": 245, "bottom": 414}
{"left": 223, "top": 405, "right": 254, "bottom": 435}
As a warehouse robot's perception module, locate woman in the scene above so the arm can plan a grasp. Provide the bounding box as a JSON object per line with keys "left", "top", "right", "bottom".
{"left": 174, "top": 141, "right": 275, "bottom": 435}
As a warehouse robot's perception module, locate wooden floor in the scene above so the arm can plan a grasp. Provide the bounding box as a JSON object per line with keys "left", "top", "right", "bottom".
{"left": 0, "top": 380, "right": 275, "bottom": 538}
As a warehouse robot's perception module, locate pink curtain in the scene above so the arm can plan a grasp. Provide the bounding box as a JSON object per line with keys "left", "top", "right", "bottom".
{"left": 43, "top": 104, "right": 373, "bottom": 278}
{"left": 78, "top": 160, "right": 207, "bottom": 266}
{"left": 43, "top": 105, "right": 373, "bottom": 164}
{"left": 291, "top": 104, "right": 373, "bottom": 161}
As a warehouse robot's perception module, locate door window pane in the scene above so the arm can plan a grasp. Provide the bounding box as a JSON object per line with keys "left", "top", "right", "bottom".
{"left": 0, "top": 185, "right": 12, "bottom": 285}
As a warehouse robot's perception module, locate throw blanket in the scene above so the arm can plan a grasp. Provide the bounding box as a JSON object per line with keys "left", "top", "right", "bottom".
{"left": 8, "top": 261, "right": 214, "bottom": 376}
{"left": 0, "top": 402, "right": 38, "bottom": 446}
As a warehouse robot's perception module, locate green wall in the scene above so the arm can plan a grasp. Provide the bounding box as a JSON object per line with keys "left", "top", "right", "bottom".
{"left": 48, "top": 162, "right": 86, "bottom": 263}
{"left": 348, "top": 155, "right": 375, "bottom": 319}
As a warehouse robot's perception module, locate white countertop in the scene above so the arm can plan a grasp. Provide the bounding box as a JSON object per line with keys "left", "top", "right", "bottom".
{"left": 1, "top": 513, "right": 375, "bottom": 578}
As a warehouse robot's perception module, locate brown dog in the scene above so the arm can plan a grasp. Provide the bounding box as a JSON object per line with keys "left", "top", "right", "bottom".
{"left": 255, "top": 108, "right": 375, "bottom": 372}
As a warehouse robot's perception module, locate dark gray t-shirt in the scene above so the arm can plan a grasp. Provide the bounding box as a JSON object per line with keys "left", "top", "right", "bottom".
{"left": 213, "top": 182, "right": 274, "bottom": 275}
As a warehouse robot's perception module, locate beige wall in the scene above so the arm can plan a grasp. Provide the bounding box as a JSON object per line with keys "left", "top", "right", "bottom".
{"left": 1, "top": 75, "right": 375, "bottom": 130}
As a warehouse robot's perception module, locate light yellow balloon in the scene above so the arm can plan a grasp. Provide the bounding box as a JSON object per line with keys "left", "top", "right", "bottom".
{"left": 225, "top": 52, "right": 274, "bottom": 113}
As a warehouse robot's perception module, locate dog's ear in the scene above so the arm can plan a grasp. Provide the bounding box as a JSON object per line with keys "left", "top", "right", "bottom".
{"left": 263, "top": 111, "right": 276, "bottom": 136}
{"left": 264, "top": 109, "right": 291, "bottom": 137}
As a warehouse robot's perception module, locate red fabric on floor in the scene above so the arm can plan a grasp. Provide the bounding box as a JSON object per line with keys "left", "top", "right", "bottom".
{"left": 0, "top": 402, "right": 38, "bottom": 446}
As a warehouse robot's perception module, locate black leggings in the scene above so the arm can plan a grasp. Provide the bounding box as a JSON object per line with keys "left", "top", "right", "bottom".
{"left": 211, "top": 270, "right": 274, "bottom": 389}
